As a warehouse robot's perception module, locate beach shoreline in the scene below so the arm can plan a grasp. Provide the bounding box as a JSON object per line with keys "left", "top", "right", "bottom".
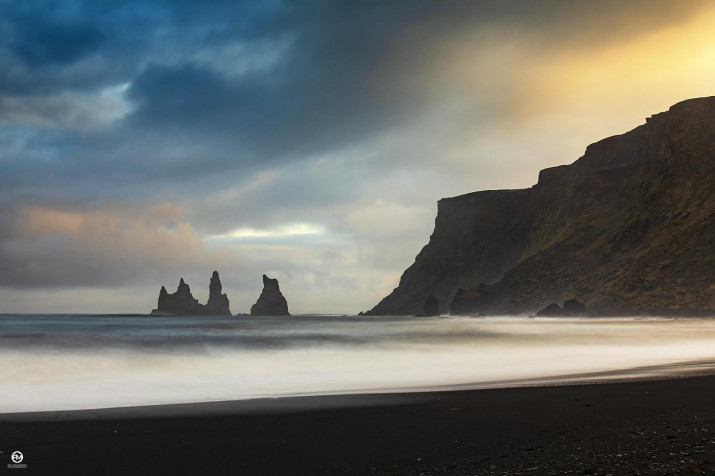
{"left": 2, "top": 356, "right": 715, "bottom": 420}
{"left": 1, "top": 373, "right": 714, "bottom": 475}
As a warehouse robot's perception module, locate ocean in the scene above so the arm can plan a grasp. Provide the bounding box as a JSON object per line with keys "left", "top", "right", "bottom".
{"left": 1, "top": 314, "right": 714, "bottom": 413}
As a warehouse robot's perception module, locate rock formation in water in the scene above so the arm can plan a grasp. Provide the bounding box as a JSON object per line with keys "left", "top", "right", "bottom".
{"left": 250, "top": 275, "right": 290, "bottom": 316}
{"left": 366, "top": 97, "right": 715, "bottom": 316}
{"left": 536, "top": 303, "right": 563, "bottom": 317}
{"left": 534, "top": 299, "right": 587, "bottom": 317}
{"left": 563, "top": 299, "right": 587, "bottom": 316}
{"left": 150, "top": 271, "right": 232, "bottom": 316}
{"left": 151, "top": 278, "right": 205, "bottom": 316}
{"left": 203, "top": 271, "right": 232, "bottom": 316}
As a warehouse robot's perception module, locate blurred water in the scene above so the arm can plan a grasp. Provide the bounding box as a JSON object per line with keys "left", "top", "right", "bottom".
{"left": 1, "top": 314, "right": 714, "bottom": 412}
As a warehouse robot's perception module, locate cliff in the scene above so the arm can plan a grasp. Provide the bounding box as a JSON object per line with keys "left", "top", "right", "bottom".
{"left": 250, "top": 275, "right": 290, "bottom": 316}
{"left": 368, "top": 189, "right": 534, "bottom": 315}
{"left": 150, "top": 271, "right": 232, "bottom": 316}
{"left": 367, "top": 97, "right": 715, "bottom": 316}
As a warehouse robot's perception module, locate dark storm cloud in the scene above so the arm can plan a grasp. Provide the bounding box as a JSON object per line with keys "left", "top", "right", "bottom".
{"left": 0, "top": 1, "right": 124, "bottom": 95}
{"left": 8, "top": 9, "right": 106, "bottom": 67}
{"left": 2, "top": 0, "right": 709, "bottom": 196}
{"left": 123, "top": 0, "right": 706, "bottom": 163}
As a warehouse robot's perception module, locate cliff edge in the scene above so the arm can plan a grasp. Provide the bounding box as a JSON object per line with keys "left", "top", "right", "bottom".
{"left": 367, "top": 97, "right": 715, "bottom": 316}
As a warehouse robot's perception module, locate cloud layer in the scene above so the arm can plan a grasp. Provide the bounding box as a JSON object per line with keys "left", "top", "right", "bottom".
{"left": 1, "top": 0, "right": 714, "bottom": 313}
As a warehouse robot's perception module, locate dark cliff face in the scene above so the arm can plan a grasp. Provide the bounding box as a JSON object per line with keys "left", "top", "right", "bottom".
{"left": 250, "top": 274, "right": 290, "bottom": 316}
{"left": 367, "top": 189, "right": 534, "bottom": 315}
{"left": 151, "top": 271, "right": 232, "bottom": 316}
{"left": 368, "top": 97, "right": 715, "bottom": 316}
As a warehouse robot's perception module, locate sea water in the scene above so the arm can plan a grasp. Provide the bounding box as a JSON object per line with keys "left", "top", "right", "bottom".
{"left": 1, "top": 314, "right": 714, "bottom": 413}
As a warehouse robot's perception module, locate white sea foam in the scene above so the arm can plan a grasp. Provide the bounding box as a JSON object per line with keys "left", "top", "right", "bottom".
{"left": 1, "top": 315, "right": 714, "bottom": 413}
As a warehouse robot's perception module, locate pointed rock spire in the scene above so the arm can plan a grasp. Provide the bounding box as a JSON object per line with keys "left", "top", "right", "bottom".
{"left": 150, "top": 271, "right": 232, "bottom": 316}
{"left": 250, "top": 275, "right": 290, "bottom": 316}
{"left": 204, "top": 271, "right": 232, "bottom": 316}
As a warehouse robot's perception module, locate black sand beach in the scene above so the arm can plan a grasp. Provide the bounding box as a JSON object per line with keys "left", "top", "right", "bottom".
{"left": 1, "top": 375, "right": 714, "bottom": 475}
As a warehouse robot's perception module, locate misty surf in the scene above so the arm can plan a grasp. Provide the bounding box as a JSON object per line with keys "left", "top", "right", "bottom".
{"left": 2, "top": 314, "right": 714, "bottom": 413}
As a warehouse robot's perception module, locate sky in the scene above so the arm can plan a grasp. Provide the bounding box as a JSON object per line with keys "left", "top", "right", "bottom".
{"left": 1, "top": 0, "right": 714, "bottom": 314}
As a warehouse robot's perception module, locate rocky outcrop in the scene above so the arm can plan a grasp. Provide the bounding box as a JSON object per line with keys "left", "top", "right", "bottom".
{"left": 150, "top": 271, "right": 232, "bottom": 316}
{"left": 536, "top": 299, "right": 587, "bottom": 317}
{"left": 151, "top": 278, "right": 205, "bottom": 316}
{"left": 423, "top": 295, "right": 440, "bottom": 316}
{"left": 367, "top": 97, "right": 715, "bottom": 316}
{"left": 534, "top": 299, "right": 587, "bottom": 317}
{"left": 563, "top": 299, "right": 587, "bottom": 316}
{"left": 204, "top": 271, "right": 232, "bottom": 316}
{"left": 250, "top": 275, "right": 290, "bottom": 316}
{"left": 536, "top": 303, "right": 563, "bottom": 317}
{"left": 367, "top": 189, "right": 533, "bottom": 315}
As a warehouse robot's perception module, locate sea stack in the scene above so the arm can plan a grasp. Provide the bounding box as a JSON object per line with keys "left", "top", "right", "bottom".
{"left": 536, "top": 303, "right": 564, "bottom": 317}
{"left": 151, "top": 278, "right": 205, "bottom": 316}
{"left": 203, "top": 271, "right": 232, "bottom": 316}
{"left": 563, "top": 299, "right": 587, "bottom": 316}
{"left": 150, "top": 271, "right": 232, "bottom": 316}
{"left": 250, "top": 275, "right": 290, "bottom": 316}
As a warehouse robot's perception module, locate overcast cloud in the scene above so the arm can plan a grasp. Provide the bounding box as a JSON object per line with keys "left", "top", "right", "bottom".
{"left": 1, "top": 0, "right": 714, "bottom": 313}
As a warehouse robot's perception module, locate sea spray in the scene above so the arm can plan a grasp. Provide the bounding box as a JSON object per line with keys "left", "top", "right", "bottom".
{"left": 1, "top": 315, "right": 715, "bottom": 412}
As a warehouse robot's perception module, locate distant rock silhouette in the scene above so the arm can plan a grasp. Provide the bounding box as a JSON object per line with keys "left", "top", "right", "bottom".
{"left": 150, "top": 271, "right": 232, "bottom": 316}
{"left": 204, "top": 271, "right": 232, "bottom": 316}
{"left": 563, "top": 299, "right": 587, "bottom": 316}
{"left": 423, "top": 295, "right": 440, "bottom": 316}
{"left": 536, "top": 303, "right": 563, "bottom": 317}
{"left": 535, "top": 300, "right": 587, "bottom": 317}
{"left": 151, "top": 278, "right": 204, "bottom": 316}
{"left": 250, "top": 275, "right": 290, "bottom": 316}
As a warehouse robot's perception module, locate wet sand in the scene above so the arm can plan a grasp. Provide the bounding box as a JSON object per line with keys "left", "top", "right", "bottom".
{"left": 1, "top": 375, "right": 714, "bottom": 475}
